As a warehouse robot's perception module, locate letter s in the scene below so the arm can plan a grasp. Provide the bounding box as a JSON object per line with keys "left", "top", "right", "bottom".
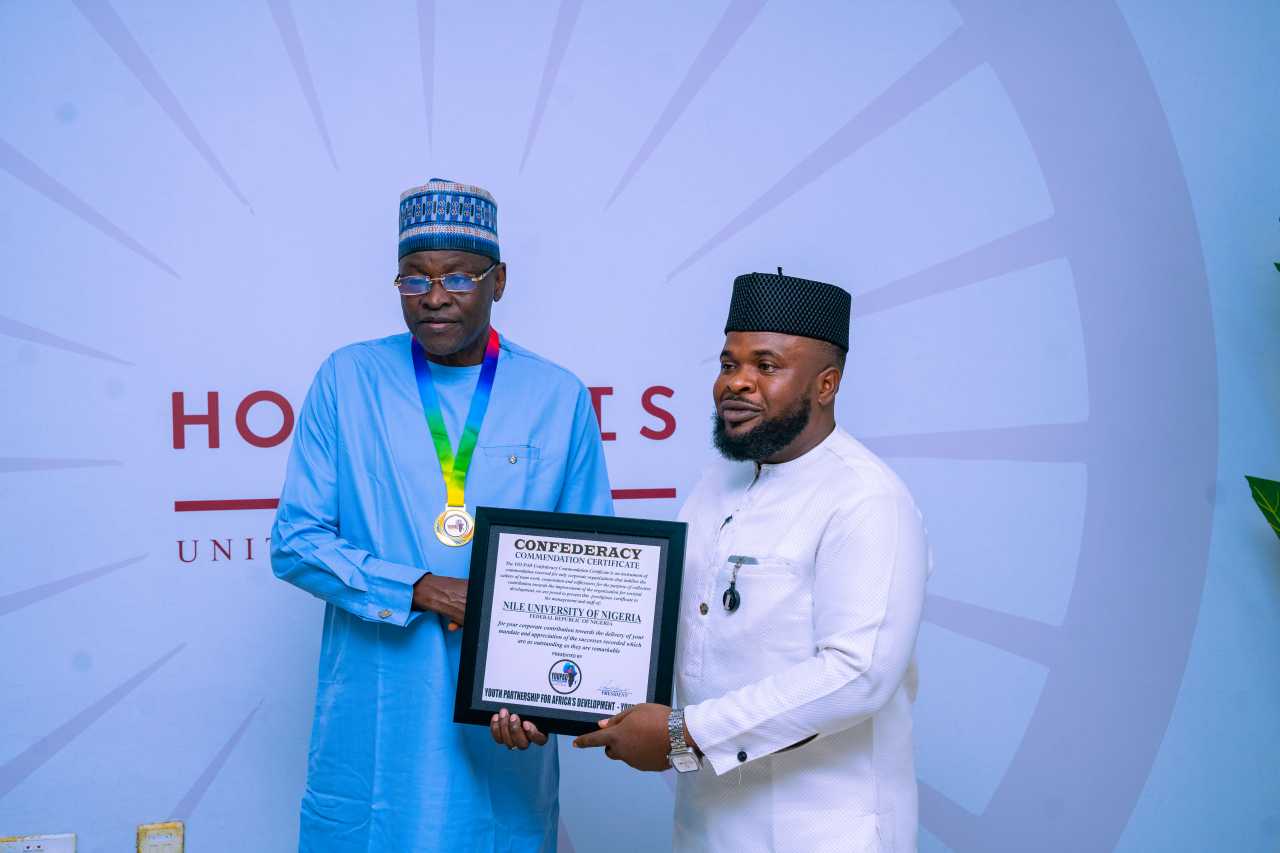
{"left": 640, "top": 385, "right": 675, "bottom": 440}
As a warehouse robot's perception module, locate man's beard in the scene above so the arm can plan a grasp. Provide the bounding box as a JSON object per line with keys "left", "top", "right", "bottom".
{"left": 712, "top": 395, "right": 811, "bottom": 462}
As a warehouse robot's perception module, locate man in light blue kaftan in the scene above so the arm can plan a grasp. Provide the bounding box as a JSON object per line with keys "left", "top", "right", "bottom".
{"left": 271, "top": 179, "right": 612, "bottom": 852}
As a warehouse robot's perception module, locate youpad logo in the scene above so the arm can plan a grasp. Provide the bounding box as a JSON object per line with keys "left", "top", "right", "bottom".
{"left": 548, "top": 659, "right": 581, "bottom": 695}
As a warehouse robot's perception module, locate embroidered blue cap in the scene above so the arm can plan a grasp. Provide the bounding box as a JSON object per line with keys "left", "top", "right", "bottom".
{"left": 398, "top": 179, "right": 500, "bottom": 261}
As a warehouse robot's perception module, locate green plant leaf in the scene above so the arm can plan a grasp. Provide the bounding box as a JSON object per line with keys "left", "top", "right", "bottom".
{"left": 1246, "top": 475, "right": 1280, "bottom": 541}
{"left": 1274, "top": 261, "right": 1280, "bottom": 273}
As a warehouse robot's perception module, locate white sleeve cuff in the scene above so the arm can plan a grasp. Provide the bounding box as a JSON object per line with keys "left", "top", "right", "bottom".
{"left": 684, "top": 700, "right": 793, "bottom": 776}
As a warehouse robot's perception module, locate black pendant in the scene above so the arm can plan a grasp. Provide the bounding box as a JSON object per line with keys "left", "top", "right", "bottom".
{"left": 722, "top": 583, "right": 741, "bottom": 613}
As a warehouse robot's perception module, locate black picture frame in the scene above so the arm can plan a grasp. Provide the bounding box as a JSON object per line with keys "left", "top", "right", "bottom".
{"left": 453, "top": 506, "right": 687, "bottom": 737}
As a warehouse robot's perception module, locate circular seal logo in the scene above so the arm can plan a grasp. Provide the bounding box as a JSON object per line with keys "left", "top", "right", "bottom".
{"left": 433, "top": 506, "right": 475, "bottom": 547}
{"left": 548, "top": 659, "right": 581, "bottom": 695}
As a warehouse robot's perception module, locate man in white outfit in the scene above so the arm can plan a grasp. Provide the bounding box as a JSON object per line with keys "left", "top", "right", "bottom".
{"left": 573, "top": 270, "right": 931, "bottom": 852}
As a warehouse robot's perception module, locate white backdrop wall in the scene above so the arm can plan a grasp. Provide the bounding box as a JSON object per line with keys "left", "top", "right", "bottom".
{"left": 2, "top": 2, "right": 1277, "bottom": 852}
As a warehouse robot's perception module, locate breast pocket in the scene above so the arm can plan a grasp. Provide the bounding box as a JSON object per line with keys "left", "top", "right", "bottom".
{"left": 479, "top": 444, "right": 542, "bottom": 507}
{"left": 712, "top": 557, "right": 811, "bottom": 655}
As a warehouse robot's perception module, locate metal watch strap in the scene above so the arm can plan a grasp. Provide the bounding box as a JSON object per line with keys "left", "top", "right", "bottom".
{"left": 668, "top": 708, "right": 689, "bottom": 752}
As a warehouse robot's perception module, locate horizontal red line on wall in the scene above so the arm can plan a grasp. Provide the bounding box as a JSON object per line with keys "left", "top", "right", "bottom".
{"left": 175, "top": 498, "right": 280, "bottom": 512}
{"left": 174, "top": 488, "right": 677, "bottom": 512}
{"left": 609, "top": 488, "right": 677, "bottom": 500}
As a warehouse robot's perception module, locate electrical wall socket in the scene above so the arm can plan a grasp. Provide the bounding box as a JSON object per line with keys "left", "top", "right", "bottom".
{"left": 136, "top": 822, "right": 183, "bottom": 853}
{"left": 0, "top": 834, "right": 76, "bottom": 852}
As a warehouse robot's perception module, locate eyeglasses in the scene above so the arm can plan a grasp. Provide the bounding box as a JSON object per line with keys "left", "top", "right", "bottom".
{"left": 394, "top": 263, "right": 497, "bottom": 295}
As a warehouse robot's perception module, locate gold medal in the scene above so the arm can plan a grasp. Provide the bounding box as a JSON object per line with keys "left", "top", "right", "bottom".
{"left": 435, "top": 505, "right": 475, "bottom": 547}
{"left": 413, "top": 329, "right": 500, "bottom": 550}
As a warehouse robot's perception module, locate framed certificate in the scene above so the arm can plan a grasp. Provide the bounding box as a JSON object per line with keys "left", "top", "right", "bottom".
{"left": 453, "top": 507, "right": 687, "bottom": 736}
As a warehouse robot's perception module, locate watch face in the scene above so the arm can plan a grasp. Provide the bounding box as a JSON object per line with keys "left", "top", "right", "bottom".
{"left": 670, "top": 752, "right": 700, "bottom": 773}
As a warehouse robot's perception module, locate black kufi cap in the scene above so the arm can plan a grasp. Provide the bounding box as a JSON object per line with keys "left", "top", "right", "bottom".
{"left": 724, "top": 271, "right": 851, "bottom": 350}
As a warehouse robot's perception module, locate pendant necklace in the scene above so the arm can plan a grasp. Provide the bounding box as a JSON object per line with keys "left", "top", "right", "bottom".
{"left": 411, "top": 328, "right": 501, "bottom": 547}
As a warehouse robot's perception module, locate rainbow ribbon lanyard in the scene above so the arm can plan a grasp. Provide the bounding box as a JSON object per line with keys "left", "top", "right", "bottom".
{"left": 411, "top": 327, "right": 501, "bottom": 509}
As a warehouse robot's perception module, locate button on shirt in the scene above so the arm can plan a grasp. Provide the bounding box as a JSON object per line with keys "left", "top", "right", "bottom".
{"left": 675, "top": 427, "right": 930, "bottom": 853}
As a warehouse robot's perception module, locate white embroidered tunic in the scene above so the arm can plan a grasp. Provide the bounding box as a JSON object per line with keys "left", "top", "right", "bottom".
{"left": 675, "top": 427, "right": 931, "bottom": 852}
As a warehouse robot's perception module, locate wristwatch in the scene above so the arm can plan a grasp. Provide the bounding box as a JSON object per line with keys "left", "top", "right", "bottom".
{"left": 667, "top": 708, "right": 701, "bottom": 773}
